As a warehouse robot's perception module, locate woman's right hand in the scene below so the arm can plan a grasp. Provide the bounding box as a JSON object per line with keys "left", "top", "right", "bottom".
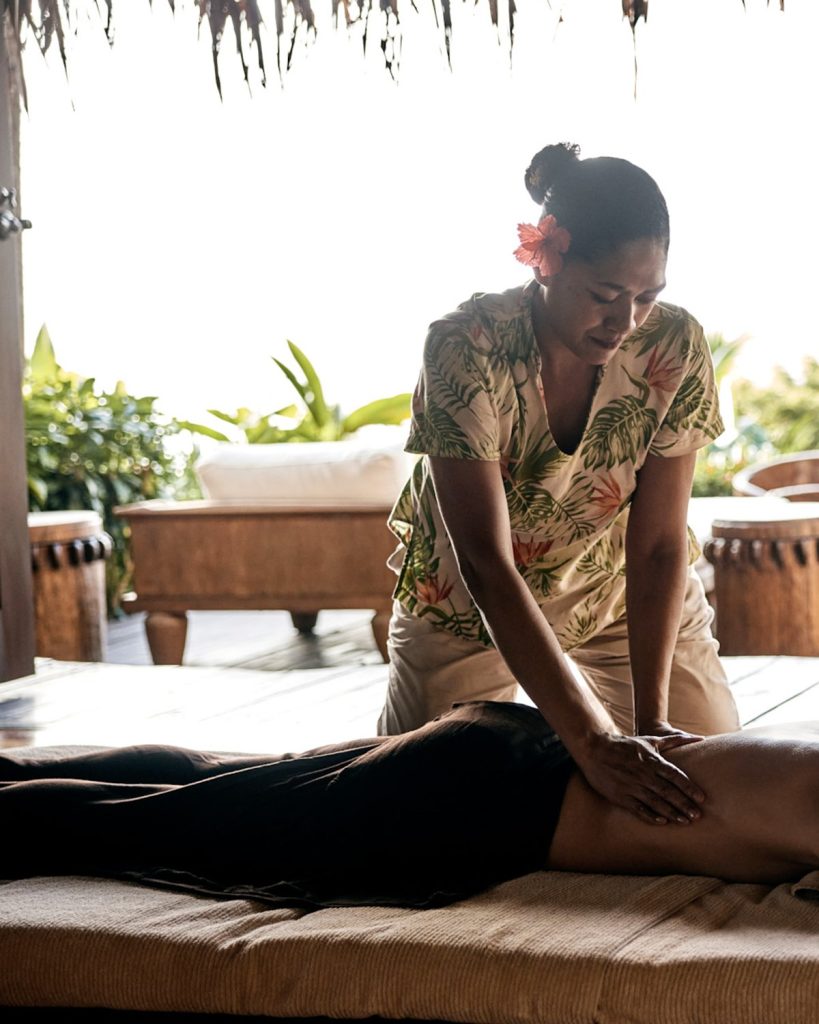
{"left": 575, "top": 732, "right": 706, "bottom": 825}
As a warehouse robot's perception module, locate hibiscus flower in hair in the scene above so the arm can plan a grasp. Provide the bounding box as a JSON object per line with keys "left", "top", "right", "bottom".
{"left": 513, "top": 215, "right": 572, "bottom": 277}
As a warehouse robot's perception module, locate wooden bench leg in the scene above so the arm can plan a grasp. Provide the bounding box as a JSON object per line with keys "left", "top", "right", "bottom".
{"left": 145, "top": 611, "right": 188, "bottom": 665}
{"left": 371, "top": 608, "right": 390, "bottom": 663}
{"left": 290, "top": 611, "right": 320, "bottom": 634}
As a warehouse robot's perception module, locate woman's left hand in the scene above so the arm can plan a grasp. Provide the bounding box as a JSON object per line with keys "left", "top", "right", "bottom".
{"left": 638, "top": 720, "right": 705, "bottom": 753}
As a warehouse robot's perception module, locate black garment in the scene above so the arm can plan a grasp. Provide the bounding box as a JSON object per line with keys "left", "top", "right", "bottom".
{"left": 0, "top": 701, "right": 574, "bottom": 911}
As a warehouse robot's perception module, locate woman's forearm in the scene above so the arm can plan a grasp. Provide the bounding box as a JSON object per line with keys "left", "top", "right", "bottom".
{"left": 625, "top": 542, "right": 689, "bottom": 732}
{"left": 460, "top": 556, "right": 618, "bottom": 756}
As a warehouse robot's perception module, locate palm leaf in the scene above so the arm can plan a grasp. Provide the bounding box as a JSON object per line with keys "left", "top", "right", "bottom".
{"left": 177, "top": 419, "right": 231, "bottom": 442}
{"left": 631, "top": 310, "right": 692, "bottom": 359}
{"left": 206, "top": 408, "right": 243, "bottom": 426}
{"left": 272, "top": 356, "right": 309, "bottom": 404}
{"left": 707, "top": 332, "right": 749, "bottom": 385}
{"left": 5, "top": 0, "right": 786, "bottom": 107}
{"left": 663, "top": 374, "right": 707, "bottom": 433}
{"left": 508, "top": 477, "right": 596, "bottom": 542}
{"left": 271, "top": 341, "right": 333, "bottom": 430}
{"left": 581, "top": 397, "right": 659, "bottom": 471}
{"left": 285, "top": 340, "right": 331, "bottom": 427}
{"left": 244, "top": 421, "right": 288, "bottom": 443}
{"left": 27, "top": 474, "right": 49, "bottom": 506}
{"left": 273, "top": 403, "right": 300, "bottom": 419}
{"left": 576, "top": 535, "right": 625, "bottom": 602}
{"left": 29, "top": 324, "right": 58, "bottom": 386}
{"left": 488, "top": 317, "right": 534, "bottom": 368}
{"left": 524, "top": 557, "right": 572, "bottom": 599}
{"left": 427, "top": 363, "right": 486, "bottom": 416}
{"left": 342, "top": 394, "right": 412, "bottom": 434}
{"left": 421, "top": 406, "right": 480, "bottom": 459}
{"left": 561, "top": 604, "right": 599, "bottom": 649}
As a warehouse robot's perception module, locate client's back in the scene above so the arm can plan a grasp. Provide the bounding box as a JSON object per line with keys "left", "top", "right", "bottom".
{"left": 547, "top": 729, "right": 819, "bottom": 884}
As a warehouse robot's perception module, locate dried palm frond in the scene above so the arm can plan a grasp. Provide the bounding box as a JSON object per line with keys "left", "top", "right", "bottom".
{"left": 622, "top": 0, "right": 647, "bottom": 35}
{"left": 1, "top": 0, "right": 786, "bottom": 105}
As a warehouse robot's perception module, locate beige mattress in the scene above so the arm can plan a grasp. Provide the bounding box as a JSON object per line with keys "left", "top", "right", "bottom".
{"left": 1, "top": 866, "right": 818, "bottom": 1024}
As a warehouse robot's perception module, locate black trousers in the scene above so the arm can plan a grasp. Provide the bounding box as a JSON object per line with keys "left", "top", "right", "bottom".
{"left": 0, "top": 701, "right": 574, "bottom": 910}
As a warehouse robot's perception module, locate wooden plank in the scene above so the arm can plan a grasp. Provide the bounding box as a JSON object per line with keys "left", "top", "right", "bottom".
{"left": 0, "top": 660, "right": 390, "bottom": 751}
{"left": 0, "top": 13, "right": 35, "bottom": 681}
{"left": 724, "top": 655, "right": 819, "bottom": 725}
{"left": 2, "top": 646, "right": 818, "bottom": 754}
{"left": 104, "top": 608, "right": 379, "bottom": 669}
{"left": 742, "top": 679, "right": 819, "bottom": 729}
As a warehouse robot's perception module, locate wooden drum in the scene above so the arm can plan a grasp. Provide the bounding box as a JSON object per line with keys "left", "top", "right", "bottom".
{"left": 703, "top": 502, "right": 819, "bottom": 656}
{"left": 28, "top": 511, "right": 112, "bottom": 662}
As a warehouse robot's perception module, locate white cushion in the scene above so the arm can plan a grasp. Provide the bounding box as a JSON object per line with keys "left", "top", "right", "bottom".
{"left": 195, "top": 428, "right": 414, "bottom": 503}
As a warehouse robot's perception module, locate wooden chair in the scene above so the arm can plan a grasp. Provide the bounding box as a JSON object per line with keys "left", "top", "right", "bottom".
{"left": 733, "top": 450, "right": 819, "bottom": 501}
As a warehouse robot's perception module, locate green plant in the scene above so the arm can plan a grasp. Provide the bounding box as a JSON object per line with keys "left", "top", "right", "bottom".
{"left": 24, "top": 325, "right": 202, "bottom": 615}
{"left": 691, "top": 331, "right": 756, "bottom": 497}
{"left": 691, "top": 420, "right": 775, "bottom": 497}
{"left": 707, "top": 331, "right": 750, "bottom": 387}
{"left": 692, "top": 342, "right": 819, "bottom": 497}
{"left": 732, "top": 357, "right": 819, "bottom": 454}
{"left": 197, "top": 341, "right": 412, "bottom": 443}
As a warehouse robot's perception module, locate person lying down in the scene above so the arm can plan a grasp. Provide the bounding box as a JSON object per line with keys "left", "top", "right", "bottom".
{"left": 1, "top": 701, "right": 816, "bottom": 911}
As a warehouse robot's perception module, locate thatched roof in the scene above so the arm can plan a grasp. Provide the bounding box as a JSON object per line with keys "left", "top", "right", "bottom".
{"left": 3, "top": 0, "right": 785, "bottom": 102}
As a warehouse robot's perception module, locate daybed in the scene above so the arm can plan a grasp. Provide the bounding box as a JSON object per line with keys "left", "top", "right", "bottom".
{"left": 2, "top": 734, "right": 819, "bottom": 1024}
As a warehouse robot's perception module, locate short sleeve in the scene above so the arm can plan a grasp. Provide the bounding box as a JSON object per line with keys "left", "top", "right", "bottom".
{"left": 405, "top": 317, "right": 502, "bottom": 461}
{"left": 648, "top": 320, "right": 725, "bottom": 458}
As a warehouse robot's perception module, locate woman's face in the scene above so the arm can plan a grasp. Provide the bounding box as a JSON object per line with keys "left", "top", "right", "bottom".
{"left": 537, "top": 237, "right": 668, "bottom": 367}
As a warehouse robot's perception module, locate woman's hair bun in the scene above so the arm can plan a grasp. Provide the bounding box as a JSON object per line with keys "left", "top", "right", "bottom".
{"left": 524, "top": 142, "right": 581, "bottom": 205}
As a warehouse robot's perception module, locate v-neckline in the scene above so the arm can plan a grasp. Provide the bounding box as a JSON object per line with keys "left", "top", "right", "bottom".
{"left": 525, "top": 282, "right": 606, "bottom": 457}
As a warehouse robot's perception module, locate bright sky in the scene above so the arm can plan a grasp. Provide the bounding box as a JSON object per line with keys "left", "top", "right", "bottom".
{"left": 17, "top": 0, "right": 819, "bottom": 424}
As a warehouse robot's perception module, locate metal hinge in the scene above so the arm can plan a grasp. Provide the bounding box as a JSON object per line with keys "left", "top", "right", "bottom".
{"left": 0, "top": 186, "right": 32, "bottom": 241}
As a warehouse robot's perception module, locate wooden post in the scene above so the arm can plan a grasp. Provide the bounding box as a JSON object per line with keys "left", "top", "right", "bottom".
{"left": 0, "top": 10, "right": 36, "bottom": 681}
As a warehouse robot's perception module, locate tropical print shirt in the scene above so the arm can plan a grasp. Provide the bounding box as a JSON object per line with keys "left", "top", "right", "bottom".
{"left": 388, "top": 280, "right": 724, "bottom": 650}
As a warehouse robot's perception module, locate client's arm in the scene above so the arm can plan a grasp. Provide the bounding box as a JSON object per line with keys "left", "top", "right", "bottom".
{"left": 547, "top": 729, "right": 819, "bottom": 884}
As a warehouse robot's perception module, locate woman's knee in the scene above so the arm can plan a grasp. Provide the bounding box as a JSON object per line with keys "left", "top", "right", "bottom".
{"left": 667, "top": 643, "right": 740, "bottom": 735}
{"left": 380, "top": 610, "right": 517, "bottom": 734}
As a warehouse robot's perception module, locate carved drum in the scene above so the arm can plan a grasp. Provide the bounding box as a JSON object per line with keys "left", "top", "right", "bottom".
{"left": 28, "top": 511, "right": 112, "bottom": 662}
{"left": 703, "top": 502, "right": 819, "bottom": 656}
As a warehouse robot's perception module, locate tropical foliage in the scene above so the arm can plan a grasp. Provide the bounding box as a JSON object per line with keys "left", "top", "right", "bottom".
{"left": 692, "top": 336, "right": 818, "bottom": 496}
{"left": 733, "top": 358, "right": 819, "bottom": 454}
{"left": 197, "top": 340, "right": 412, "bottom": 444}
{"left": 24, "top": 326, "right": 201, "bottom": 613}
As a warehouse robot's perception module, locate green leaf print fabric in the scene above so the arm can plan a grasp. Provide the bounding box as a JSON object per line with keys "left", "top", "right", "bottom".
{"left": 389, "top": 281, "right": 724, "bottom": 650}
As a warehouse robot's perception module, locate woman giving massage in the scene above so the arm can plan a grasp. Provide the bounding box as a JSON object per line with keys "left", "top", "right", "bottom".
{"left": 378, "top": 141, "right": 741, "bottom": 831}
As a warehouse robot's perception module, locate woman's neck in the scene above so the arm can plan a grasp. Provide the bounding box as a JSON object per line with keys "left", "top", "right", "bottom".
{"left": 532, "top": 285, "right": 596, "bottom": 388}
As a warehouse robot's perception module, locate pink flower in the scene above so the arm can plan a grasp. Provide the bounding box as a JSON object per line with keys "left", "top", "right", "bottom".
{"left": 512, "top": 535, "right": 554, "bottom": 568}
{"left": 513, "top": 215, "right": 572, "bottom": 277}
{"left": 589, "top": 475, "right": 623, "bottom": 519}
{"left": 645, "top": 346, "right": 681, "bottom": 393}
{"left": 415, "top": 574, "right": 455, "bottom": 605}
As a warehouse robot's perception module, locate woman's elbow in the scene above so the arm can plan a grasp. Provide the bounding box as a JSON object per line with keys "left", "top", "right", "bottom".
{"left": 455, "top": 545, "right": 516, "bottom": 602}
{"left": 627, "top": 538, "right": 689, "bottom": 575}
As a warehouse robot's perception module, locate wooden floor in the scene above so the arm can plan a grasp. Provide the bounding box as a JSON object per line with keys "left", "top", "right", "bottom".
{"left": 2, "top": 609, "right": 819, "bottom": 753}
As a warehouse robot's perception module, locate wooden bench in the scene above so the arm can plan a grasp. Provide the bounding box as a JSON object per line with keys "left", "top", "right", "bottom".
{"left": 115, "top": 499, "right": 398, "bottom": 665}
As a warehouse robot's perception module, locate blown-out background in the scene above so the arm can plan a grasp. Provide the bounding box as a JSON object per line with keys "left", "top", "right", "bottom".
{"left": 19, "top": 0, "right": 818, "bottom": 423}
